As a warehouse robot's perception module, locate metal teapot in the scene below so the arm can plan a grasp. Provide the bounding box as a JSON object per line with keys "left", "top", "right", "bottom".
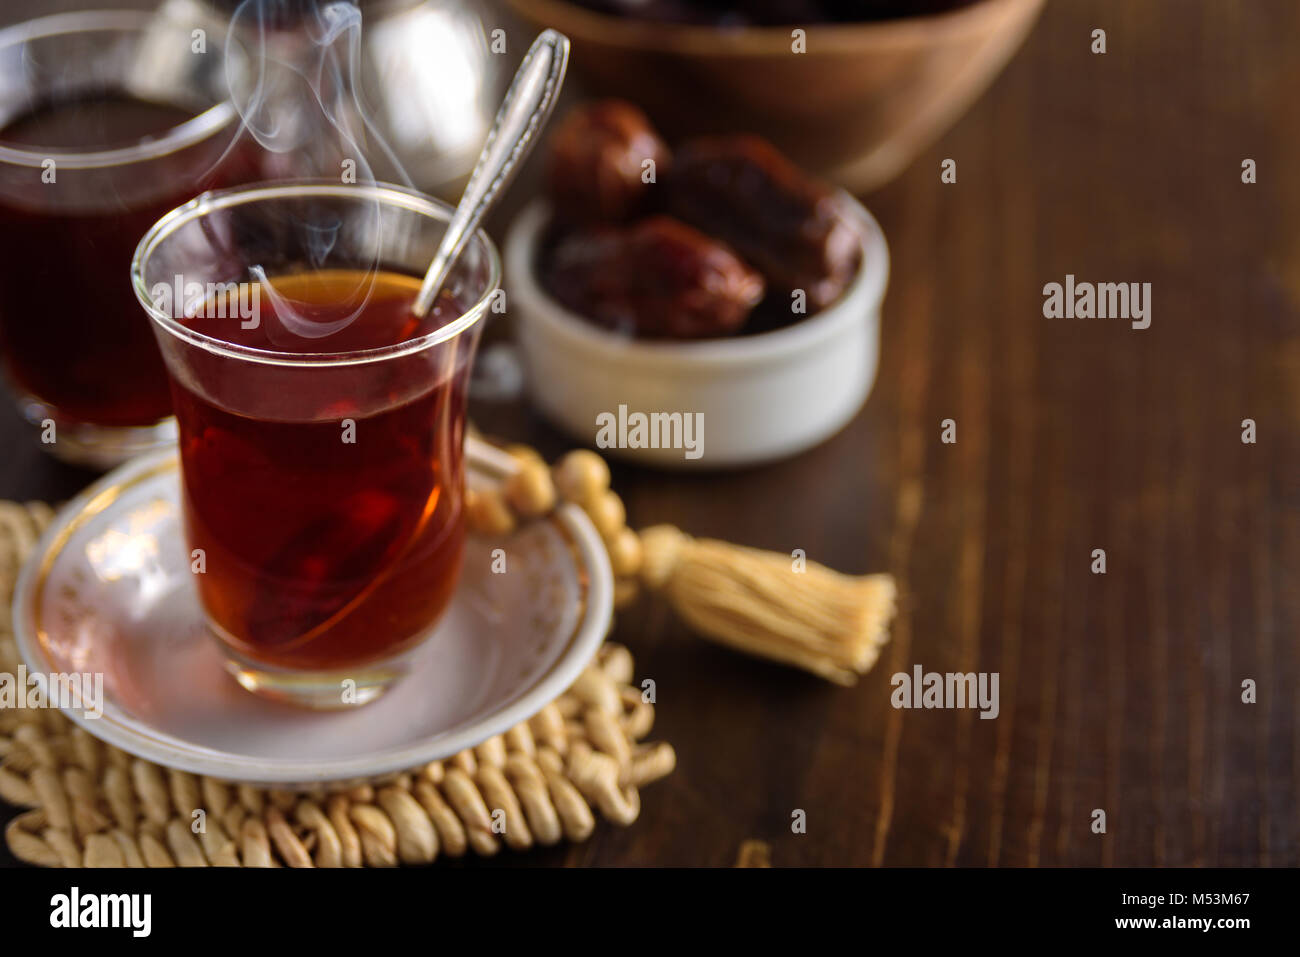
{"left": 158, "top": 0, "right": 504, "bottom": 197}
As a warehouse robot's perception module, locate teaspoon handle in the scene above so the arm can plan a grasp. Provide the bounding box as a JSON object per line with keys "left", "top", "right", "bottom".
{"left": 412, "top": 29, "right": 570, "bottom": 317}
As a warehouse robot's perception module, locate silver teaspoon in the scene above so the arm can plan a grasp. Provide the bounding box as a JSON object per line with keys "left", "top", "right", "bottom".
{"left": 411, "top": 29, "right": 570, "bottom": 318}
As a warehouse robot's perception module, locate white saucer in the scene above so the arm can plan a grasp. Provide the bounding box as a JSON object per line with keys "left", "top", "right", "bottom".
{"left": 10, "top": 438, "right": 613, "bottom": 786}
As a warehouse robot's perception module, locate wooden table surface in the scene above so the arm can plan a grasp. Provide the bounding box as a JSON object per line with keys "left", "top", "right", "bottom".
{"left": 2, "top": 0, "right": 1297, "bottom": 867}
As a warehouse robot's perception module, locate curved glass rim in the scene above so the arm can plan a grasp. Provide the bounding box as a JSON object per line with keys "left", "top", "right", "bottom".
{"left": 0, "top": 9, "right": 238, "bottom": 170}
{"left": 130, "top": 181, "right": 503, "bottom": 368}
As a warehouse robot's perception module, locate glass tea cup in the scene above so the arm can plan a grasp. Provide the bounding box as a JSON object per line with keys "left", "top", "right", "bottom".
{"left": 0, "top": 9, "right": 255, "bottom": 467}
{"left": 131, "top": 182, "right": 499, "bottom": 707}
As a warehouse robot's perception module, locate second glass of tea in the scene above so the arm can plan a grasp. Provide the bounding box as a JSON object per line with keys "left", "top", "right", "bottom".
{"left": 0, "top": 10, "right": 256, "bottom": 466}
{"left": 132, "top": 182, "right": 498, "bottom": 707}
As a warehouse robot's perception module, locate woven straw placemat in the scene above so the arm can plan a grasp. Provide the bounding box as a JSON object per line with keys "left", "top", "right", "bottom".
{"left": 0, "top": 500, "right": 675, "bottom": 867}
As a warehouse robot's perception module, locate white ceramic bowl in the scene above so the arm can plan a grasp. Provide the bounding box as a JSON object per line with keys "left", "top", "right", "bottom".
{"left": 504, "top": 195, "right": 889, "bottom": 468}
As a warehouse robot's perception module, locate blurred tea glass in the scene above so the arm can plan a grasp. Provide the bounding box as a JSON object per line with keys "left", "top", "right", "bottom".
{"left": 132, "top": 182, "right": 498, "bottom": 707}
{"left": 0, "top": 9, "right": 256, "bottom": 467}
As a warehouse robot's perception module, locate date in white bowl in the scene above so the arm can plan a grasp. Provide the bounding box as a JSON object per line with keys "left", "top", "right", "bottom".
{"left": 504, "top": 194, "right": 889, "bottom": 468}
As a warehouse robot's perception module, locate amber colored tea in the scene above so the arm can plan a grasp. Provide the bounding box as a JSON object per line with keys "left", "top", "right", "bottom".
{"left": 0, "top": 94, "right": 252, "bottom": 427}
{"left": 173, "top": 269, "right": 470, "bottom": 672}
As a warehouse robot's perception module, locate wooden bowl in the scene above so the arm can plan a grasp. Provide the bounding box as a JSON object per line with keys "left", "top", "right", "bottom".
{"left": 505, "top": 0, "right": 1045, "bottom": 193}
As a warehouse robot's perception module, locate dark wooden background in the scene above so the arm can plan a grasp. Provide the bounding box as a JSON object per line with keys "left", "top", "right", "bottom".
{"left": 2, "top": 0, "right": 1297, "bottom": 867}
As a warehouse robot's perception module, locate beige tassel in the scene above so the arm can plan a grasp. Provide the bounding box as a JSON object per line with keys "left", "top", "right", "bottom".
{"left": 637, "top": 526, "right": 896, "bottom": 686}
{"left": 493, "top": 446, "right": 899, "bottom": 687}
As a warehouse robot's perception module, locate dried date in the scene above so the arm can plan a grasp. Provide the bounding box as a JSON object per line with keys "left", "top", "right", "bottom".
{"left": 547, "top": 100, "right": 671, "bottom": 225}
{"left": 542, "top": 216, "right": 765, "bottom": 339}
{"left": 668, "top": 135, "right": 860, "bottom": 309}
